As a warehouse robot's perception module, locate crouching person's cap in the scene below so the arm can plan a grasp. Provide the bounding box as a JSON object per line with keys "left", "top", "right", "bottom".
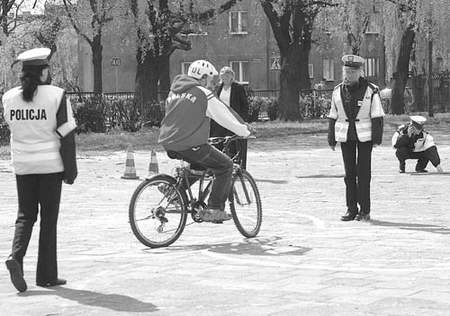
{"left": 342, "top": 55, "right": 365, "bottom": 68}
{"left": 16, "top": 47, "right": 51, "bottom": 67}
{"left": 410, "top": 115, "right": 427, "bottom": 129}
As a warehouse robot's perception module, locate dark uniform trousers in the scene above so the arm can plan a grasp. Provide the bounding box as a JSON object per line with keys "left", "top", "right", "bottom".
{"left": 11, "top": 173, "right": 63, "bottom": 283}
{"left": 341, "top": 140, "right": 373, "bottom": 214}
{"left": 396, "top": 146, "right": 440, "bottom": 171}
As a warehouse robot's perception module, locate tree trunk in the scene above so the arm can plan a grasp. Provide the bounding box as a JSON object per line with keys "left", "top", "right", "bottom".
{"left": 135, "top": 49, "right": 159, "bottom": 110}
{"left": 91, "top": 34, "right": 103, "bottom": 93}
{"left": 158, "top": 54, "right": 171, "bottom": 100}
{"left": 279, "top": 44, "right": 304, "bottom": 121}
{"left": 391, "top": 25, "right": 415, "bottom": 114}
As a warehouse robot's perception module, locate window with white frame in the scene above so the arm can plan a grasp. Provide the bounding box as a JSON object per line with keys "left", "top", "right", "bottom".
{"left": 183, "top": 22, "right": 208, "bottom": 36}
{"left": 229, "top": 11, "right": 248, "bottom": 34}
{"left": 230, "top": 61, "right": 249, "bottom": 84}
{"left": 181, "top": 62, "right": 191, "bottom": 75}
{"left": 309, "top": 63, "right": 314, "bottom": 79}
{"left": 323, "top": 59, "right": 334, "bottom": 81}
{"left": 365, "top": 57, "right": 379, "bottom": 77}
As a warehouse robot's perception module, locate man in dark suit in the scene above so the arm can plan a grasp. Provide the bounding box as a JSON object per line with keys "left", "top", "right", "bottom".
{"left": 211, "top": 66, "right": 249, "bottom": 169}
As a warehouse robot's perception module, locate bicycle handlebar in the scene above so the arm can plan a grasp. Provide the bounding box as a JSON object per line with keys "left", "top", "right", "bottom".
{"left": 208, "top": 134, "right": 256, "bottom": 145}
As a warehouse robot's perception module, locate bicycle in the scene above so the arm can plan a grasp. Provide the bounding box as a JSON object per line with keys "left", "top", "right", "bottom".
{"left": 128, "top": 135, "right": 262, "bottom": 248}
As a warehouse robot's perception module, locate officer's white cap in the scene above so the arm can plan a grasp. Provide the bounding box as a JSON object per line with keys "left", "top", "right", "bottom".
{"left": 342, "top": 54, "right": 365, "bottom": 68}
{"left": 17, "top": 48, "right": 51, "bottom": 66}
{"left": 410, "top": 115, "right": 427, "bottom": 125}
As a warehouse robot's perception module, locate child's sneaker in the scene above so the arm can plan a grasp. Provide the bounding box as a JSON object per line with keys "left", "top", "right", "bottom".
{"left": 199, "top": 208, "right": 232, "bottom": 222}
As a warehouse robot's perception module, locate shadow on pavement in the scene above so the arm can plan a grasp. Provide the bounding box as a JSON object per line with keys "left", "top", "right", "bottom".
{"left": 296, "top": 174, "right": 344, "bottom": 179}
{"left": 19, "top": 287, "right": 159, "bottom": 313}
{"left": 148, "top": 236, "right": 311, "bottom": 256}
{"left": 370, "top": 219, "right": 450, "bottom": 235}
{"left": 254, "top": 178, "right": 288, "bottom": 184}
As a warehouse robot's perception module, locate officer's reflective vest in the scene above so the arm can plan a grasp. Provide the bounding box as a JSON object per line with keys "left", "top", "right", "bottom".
{"left": 391, "top": 126, "right": 436, "bottom": 152}
{"left": 2, "top": 85, "right": 76, "bottom": 175}
{"left": 328, "top": 83, "right": 385, "bottom": 142}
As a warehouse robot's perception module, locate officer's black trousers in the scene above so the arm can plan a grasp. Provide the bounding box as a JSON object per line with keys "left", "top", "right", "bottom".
{"left": 10, "top": 173, "right": 63, "bottom": 283}
{"left": 396, "top": 146, "right": 441, "bottom": 170}
{"left": 341, "top": 141, "right": 373, "bottom": 214}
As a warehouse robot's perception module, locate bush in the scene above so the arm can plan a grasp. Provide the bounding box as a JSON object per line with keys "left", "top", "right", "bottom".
{"left": 71, "top": 95, "right": 164, "bottom": 133}
{"left": 73, "top": 96, "right": 107, "bottom": 133}
{"left": 142, "top": 101, "right": 165, "bottom": 127}
{"left": 109, "top": 99, "right": 142, "bottom": 132}
{"left": 247, "top": 96, "right": 262, "bottom": 122}
{"left": 0, "top": 121, "right": 10, "bottom": 146}
{"left": 299, "top": 92, "right": 330, "bottom": 119}
{"left": 267, "top": 98, "right": 279, "bottom": 120}
{"left": 248, "top": 96, "right": 278, "bottom": 121}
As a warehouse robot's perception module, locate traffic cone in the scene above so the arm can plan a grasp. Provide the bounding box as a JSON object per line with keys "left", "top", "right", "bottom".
{"left": 121, "top": 146, "right": 139, "bottom": 179}
{"left": 147, "top": 149, "right": 159, "bottom": 178}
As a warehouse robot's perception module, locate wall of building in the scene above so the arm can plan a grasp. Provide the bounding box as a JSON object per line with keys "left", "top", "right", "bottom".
{"left": 77, "top": 1, "right": 386, "bottom": 93}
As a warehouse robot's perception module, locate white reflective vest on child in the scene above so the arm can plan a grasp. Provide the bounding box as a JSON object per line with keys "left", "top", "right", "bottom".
{"left": 2, "top": 85, "right": 76, "bottom": 175}
{"left": 328, "top": 83, "right": 385, "bottom": 142}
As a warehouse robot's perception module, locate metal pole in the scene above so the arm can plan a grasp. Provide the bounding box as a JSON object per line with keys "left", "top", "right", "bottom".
{"left": 428, "top": 38, "right": 433, "bottom": 117}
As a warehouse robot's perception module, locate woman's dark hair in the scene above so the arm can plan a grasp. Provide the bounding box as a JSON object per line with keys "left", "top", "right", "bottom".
{"left": 20, "top": 65, "right": 49, "bottom": 102}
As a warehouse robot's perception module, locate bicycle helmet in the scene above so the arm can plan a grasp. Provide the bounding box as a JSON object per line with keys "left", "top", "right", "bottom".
{"left": 187, "top": 60, "right": 218, "bottom": 79}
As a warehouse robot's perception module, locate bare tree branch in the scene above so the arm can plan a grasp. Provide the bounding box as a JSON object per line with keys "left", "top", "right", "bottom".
{"left": 62, "top": 0, "right": 92, "bottom": 45}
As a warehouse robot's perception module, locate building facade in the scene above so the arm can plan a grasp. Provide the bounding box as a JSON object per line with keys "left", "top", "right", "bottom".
{"left": 78, "top": 1, "right": 385, "bottom": 93}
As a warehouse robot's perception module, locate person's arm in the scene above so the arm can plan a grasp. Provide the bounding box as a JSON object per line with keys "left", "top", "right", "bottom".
{"left": 371, "top": 117, "right": 383, "bottom": 145}
{"left": 203, "top": 91, "right": 250, "bottom": 137}
{"left": 327, "top": 93, "right": 338, "bottom": 149}
{"left": 328, "top": 118, "right": 337, "bottom": 148}
{"left": 238, "top": 84, "right": 249, "bottom": 122}
{"left": 56, "top": 93, "right": 77, "bottom": 184}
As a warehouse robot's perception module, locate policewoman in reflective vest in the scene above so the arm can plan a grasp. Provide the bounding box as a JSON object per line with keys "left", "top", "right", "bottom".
{"left": 2, "top": 48, "right": 77, "bottom": 292}
{"left": 328, "top": 55, "right": 384, "bottom": 222}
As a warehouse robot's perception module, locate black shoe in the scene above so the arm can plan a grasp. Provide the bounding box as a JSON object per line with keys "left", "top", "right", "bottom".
{"left": 36, "top": 278, "right": 66, "bottom": 287}
{"left": 399, "top": 162, "right": 405, "bottom": 173}
{"left": 340, "top": 210, "right": 358, "bottom": 221}
{"left": 355, "top": 212, "right": 370, "bottom": 221}
{"left": 5, "top": 258, "right": 27, "bottom": 292}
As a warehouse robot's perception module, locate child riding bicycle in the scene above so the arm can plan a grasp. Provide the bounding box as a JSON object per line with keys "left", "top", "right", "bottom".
{"left": 158, "top": 60, "right": 253, "bottom": 223}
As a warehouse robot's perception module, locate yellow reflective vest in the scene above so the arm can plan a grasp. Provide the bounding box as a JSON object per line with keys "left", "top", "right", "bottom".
{"left": 328, "top": 83, "right": 385, "bottom": 142}
{"left": 2, "top": 85, "right": 77, "bottom": 175}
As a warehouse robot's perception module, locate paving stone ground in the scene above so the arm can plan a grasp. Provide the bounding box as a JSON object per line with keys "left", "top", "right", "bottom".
{"left": 1, "top": 135, "right": 450, "bottom": 315}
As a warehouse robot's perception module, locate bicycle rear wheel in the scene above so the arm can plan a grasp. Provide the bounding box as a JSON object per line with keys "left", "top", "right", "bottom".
{"left": 229, "top": 169, "right": 262, "bottom": 237}
{"left": 129, "top": 175, "right": 187, "bottom": 248}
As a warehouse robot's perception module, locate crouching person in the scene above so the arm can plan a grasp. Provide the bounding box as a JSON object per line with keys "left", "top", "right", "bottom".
{"left": 392, "top": 115, "right": 443, "bottom": 173}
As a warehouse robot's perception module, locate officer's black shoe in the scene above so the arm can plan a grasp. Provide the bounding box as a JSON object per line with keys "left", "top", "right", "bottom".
{"left": 5, "top": 257, "right": 27, "bottom": 292}
{"left": 355, "top": 212, "right": 370, "bottom": 221}
{"left": 340, "top": 210, "right": 358, "bottom": 221}
{"left": 415, "top": 169, "right": 428, "bottom": 173}
{"left": 36, "top": 278, "right": 66, "bottom": 287}
{"left": 399, "top": 162, "right": 405, "bottom": 173}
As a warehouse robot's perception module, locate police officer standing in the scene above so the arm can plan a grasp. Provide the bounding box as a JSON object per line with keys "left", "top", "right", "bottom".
{"left": 2, "top": 48, "right": 77, "bottom": 292}
{"left": 328, "top": 55, "right": 385, "bottom": 221}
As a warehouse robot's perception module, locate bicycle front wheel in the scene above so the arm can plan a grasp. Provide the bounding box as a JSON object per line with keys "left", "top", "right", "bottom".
{"left": 229, "top": 169, "right": 262, "bottom": 238}
{"left": 129, "top": 175, "right": 187, "bottom": 248}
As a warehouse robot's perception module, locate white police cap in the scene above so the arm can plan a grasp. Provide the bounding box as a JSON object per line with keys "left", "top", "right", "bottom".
{"left": 410, "top": 115, "right": 427, "bottom": 126}
{"left": 17, "top": 47, "right": 51, "bottom": 66}
{"left": 342, "top": 54, "right": 365, "bottom": 68}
